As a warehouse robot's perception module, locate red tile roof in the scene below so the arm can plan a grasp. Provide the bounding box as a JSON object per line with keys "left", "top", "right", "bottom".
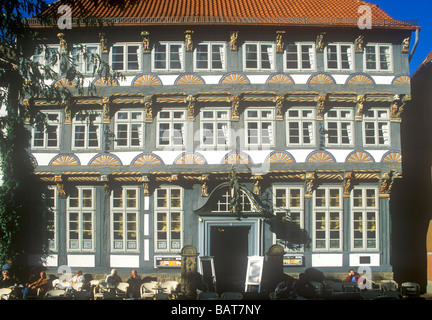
{"left": 34, "top": 0, "right": 417, "bottom": 29}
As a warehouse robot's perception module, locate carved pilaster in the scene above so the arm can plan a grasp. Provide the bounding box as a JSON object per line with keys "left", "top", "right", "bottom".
{"left": 316, "top": 32, "right": 326, "bottom": 52}
{"left": 102, "top": 97, "right": 110, "bottom": 123}
{"left": 99, "top": 32, "right": 108, "bottom": 53}
{"left": 23, "top": 99, "right": 30, "bottom": 124}
{"left": 142, "top": 175, "right": 150, "bottom": 197}
{"left": 230, "top": 31, "right": 238, "bottom": 51}
{"left": 316, "top": 94, "right": 327, "bottom": 120}
{"left": 354, "top": 35, "right": 364, "bottom": 53}
{"left": 54, "top": 175, "right": 66, "bottom": 197}
{"left": 144, "top": 96, "right": 153, "bottom": 122}
{"left": 275, "top": 95, "right": 285, "bottom": 120}
{"left": 402, "top": 37, "right": 410, "bottom": 53}
{"left": 355, "top": 95, "right": 366, "bottom": 120}
{"left": 186, "top": 95, "right": 196, "bottom": 121}
{"left": 305, "top": 172, "right": 316, "bottom": 198}
{"left": 63, "top": 99, "right": 72, "bottom": 124}
{"left": 57, "top": 32, "right": 67, "bottom": 54}
{"left": 200, "top": 174, "right": 209, "bottom": 197}
{"left": 344, "top": 172, "right": 353, "bottom": 197}
{"left": 141, "top": 31, "right": 150, "bottom": 53}
{"left": 185, "top": 30, "right": 194, "bottom": 52}
{"left": 231, "top": 94, "right": 241, "bottom": 121}
{"left": 276, "top": 31, "right": 285, "bottom": 53}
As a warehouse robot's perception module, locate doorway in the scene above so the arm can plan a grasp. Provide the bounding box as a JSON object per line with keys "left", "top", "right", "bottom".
{"left": 210, "top": 226, "right": 250, "bottom": 292}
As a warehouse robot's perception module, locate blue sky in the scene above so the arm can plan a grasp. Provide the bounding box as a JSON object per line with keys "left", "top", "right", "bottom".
{"left": 370, "top": 0, "right": 430, "bottom": 75}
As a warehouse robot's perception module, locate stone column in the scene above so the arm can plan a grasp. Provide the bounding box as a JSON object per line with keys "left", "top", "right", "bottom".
{"left": 180, "top": 245, "right": 200, "bottom": 298}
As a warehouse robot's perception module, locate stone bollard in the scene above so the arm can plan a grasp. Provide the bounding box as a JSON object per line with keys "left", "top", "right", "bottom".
{"left": 180, "top": 245, "right": 200, "bottom": 299}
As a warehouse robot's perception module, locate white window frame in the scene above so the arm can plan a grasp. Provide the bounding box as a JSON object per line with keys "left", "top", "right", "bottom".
{"left": 313, "top": 187, "right": 343, "bottom": 251}
{"left": 363, "top": 108, "right": 390, "bottom": 146}
{"left": 212, "top": 189, "right": 257, "bottom": 213}
{"left": 72, "top": 111, "right": 102, "bottom": 150}
{"left": 243, "top": 42, "right": 275, "bottom": 71}
{"left": 71, "top": 44, "right": 100, "bottom": 74}
{"left": 157, "top": 109, "right": 186, "bottom": 148}
{"left": 324, "top": 108, "right": 354, "bottom": 146}
{"left": 273, "top": 186, "right": 305, "bottom": 251}
{"left": 32, "top": 111, "right": 61, "bottom": 149}
{"left": 199, "top": 108, "right": 231, "bottom": 149}
{"left": 46, "top": 186, "right": 58, "bottom": 252}
{"left": 351, "top": 187, "right": 379, "bottom": 251}
{"left": 152, "top": 42, "right": 184, "bottom": 72}
{"left": 245, "top": 107, "right": 275, "bottom": 147}
{"left": 111, "top": 187, "right": 140, "bottom": 252}
{"left": 67, "top": 187, "right": 95, "bottom": 252}
{"left": 284, "top": 42, "right": 316, "bottom": 71}
{"left": 324, "top": 43, "right": 355, "bottom": 71}
{"left": 110, "top": 43, "right": 142, "bottom": 72}
{"left": 32, "top": 44, "right": 60, "bottom": 74}
{"left": 194, "top": 42, "right": 226, "bottom": 71}
{"left": 286, "top": 108, "right": 315, "bottom": 146}
{"left": 364, "top": 43, "right": 393, "bottom": 72}
{"left": 154, "top": 186, "right": 183, "bottom": 253}
{"left": 114, "top": 110, "right": 144, "bottom": 149}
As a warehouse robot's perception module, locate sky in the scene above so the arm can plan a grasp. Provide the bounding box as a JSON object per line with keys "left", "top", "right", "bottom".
{"left": 40, "top": 0, "right": 430, "bottom": 76}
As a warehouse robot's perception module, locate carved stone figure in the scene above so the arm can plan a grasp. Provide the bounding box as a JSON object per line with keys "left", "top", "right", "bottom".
{"left": 230, "top": 31, "right": 238, "bottom": 51}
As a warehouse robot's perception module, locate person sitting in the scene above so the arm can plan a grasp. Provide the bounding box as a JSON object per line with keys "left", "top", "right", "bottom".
{"left": 126, "top": 269, "right": 142, "bottom": 299}
{"left": 345, "top": 269, "right": 360, "bottom": 283}
{"left": 0, "top": 270, "right": 14, "bottom": 288}
{"left": 22, "top": 271, "right": 49, "bottom": 299}
{"left": 106, "top": 269, "right": 122, "bottom": 287}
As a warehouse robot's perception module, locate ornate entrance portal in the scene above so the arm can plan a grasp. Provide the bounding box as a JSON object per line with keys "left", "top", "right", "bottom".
{"left": 195, "top": 183, "right": 265, "bottom": 292}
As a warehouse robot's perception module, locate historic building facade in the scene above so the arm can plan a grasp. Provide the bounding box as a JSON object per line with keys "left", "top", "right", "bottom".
{"left": 25, "top": 0, "right": 417, "bottom": 282}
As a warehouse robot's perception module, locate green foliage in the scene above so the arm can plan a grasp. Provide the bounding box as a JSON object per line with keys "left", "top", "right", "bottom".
{"left": 0, "top": 0, "right": 127, "bottom": 268}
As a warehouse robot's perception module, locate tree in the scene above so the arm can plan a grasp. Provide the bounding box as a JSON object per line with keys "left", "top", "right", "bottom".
{"left": 0, "top": 0, "right": 128, "bottom": 274}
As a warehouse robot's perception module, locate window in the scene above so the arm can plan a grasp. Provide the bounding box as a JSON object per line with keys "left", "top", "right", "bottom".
{"left": 352, "top": 187, "right": 379, "bottom": 251}
{"left": 273, "top": 187, "right": 304, "bottom": 250}
{"left": 286, "top": 108, "right": 315, "bottom": 146}
{"left": 111, "top": 187, "right": 139, "bottom": 252}
{"left": 195, "top": 43, "right": 225, "bottom": 70}
{"left": 114, "top": 110, "right": 144, "bottom": 148}
{"left": 245, "top": 108, "right": 274, "bottom": 147}
{"left": 111, "top": 44, "right": 141, "bottom": 71}
{"left": 325, "top": 44, "right": 354, "bottom": 70}
{"left": 363, "top": 109, "right": 390, "bottom": 146}
{"left": 285, "top": 43, "right": 316, "bottom": 70}
{"left": 157, "top": 109, "right": 186, "bottom": 147}
{"left": 365, "top": 44, "right": 392, "bottom": 71}
{"left": 46, "top": 186, "right": 57, "bottom": 252}
{"left": 72, "top": 112, "right": 102, "bottom": 149}
{"left": 153, "top": 42, "right": 184, "bottom": 71}
{"left": 213, "top": 189, "right": 256, "bottom": 213}
{"left": 71, "top": 45, "right": 100, "bottom": 74}
{"left": 200, "top": 109, "right": 230, "bottom": 148}
{"left": 324, "top": 109, "right": 354, "bottom": 146}
{"left": 313, "top": 187, "right": 343, "bottom": 251}
{"left": 32, "top": 45, "right": 60, "bottom": 74}
{"left": 67, "top": 187, "right": 95, "bottom": 252}
{"left": 155, "top": 187, "right": 183, "bottom": 252}
{"left": 32, "top": 112, "right": 61, "bottom": 149}
{"left": 244, "top": 42, "right": 275, "bottom": 70}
